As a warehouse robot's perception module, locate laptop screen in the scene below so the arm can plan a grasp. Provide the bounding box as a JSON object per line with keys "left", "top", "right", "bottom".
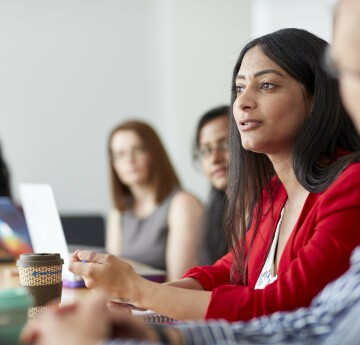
{"left": 0, "top": 197, "right": 33, "bottom": 261}
{"left": 19, "top": 183, "right": 81, "bottom": 284}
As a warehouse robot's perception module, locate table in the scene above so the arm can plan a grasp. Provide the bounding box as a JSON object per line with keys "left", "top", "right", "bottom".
{"left": 0, "top": 261, "right": 173, "bottom": 324}
{"left": 0, "top": 258, "right": 166, "bottom": 304}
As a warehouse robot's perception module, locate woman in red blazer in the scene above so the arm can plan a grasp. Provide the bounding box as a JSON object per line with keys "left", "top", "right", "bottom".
{"left": 70, "top": 28, "right": 360, "bottom": 322}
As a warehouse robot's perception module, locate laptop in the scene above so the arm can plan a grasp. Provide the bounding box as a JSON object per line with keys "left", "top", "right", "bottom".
{"left": 19, "top": 183, "right": 166, "bottom": 288}
{"left": 19, "top": 184, "right": 85, "bottom": 287}
{"left": 0, "top": 197, "right": 33, "bottom": 262}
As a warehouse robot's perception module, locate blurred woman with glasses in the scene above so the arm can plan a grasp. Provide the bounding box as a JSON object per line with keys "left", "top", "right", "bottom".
{"left": 106, "top": 120, "right": 203, "bottom": 281}
{"left": 193, "top": 106, "right": 230, "bottom": 265}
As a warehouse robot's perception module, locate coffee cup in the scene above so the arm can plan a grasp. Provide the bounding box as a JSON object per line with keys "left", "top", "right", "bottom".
{"left": 0, "top": 287, "right": 33, "bottom": 345}
{"left": 16, "top": 253, "right": 64, "bottom": 318}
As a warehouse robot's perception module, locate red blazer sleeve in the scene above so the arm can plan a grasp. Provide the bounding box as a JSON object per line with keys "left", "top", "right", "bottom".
{"left": 186, "top": 163, "right": 360, "bottom": 322}
{"left": 183, "top": 251, "right": 234, "bottom": 290}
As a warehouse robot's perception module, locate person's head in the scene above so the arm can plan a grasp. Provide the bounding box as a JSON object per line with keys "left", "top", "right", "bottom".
{"left": 193, "top": 106, "right": 230, "bottom": 191}
{"left": 329, "top": 0, "right": 360, "bottom": 131}
{"left": 108, "top": 120, "right": 180, "bottom": 211}
{"left": 226, "top": 28, "right": 360, "bottom": 283}
{"left": 0, "top": 142, "right": 11, "bottom": 198}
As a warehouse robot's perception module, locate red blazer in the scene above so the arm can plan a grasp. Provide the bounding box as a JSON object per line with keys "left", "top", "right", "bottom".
{"left": 183, "top": 163, "right": 360, "bottom": 321}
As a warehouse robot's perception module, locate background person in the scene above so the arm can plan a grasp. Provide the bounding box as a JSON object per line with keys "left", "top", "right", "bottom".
{"left": 106, "top": 120, "right": 203, "bottom": 281}
{"left": 0, "top": 141, "right": 12, "bottom": 198}
{"left": 70, "top": 28, "right": 360, "bottom": 322}
{"left": 330, "top": 0, "right": 360, "bottom": 132}
{"left": 192, "top": 105, "right": 230, "bottom": 265}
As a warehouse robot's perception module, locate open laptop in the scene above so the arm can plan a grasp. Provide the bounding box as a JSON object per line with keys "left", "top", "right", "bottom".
{"left": 19, "top": 184, "right": 85, "bottom": 287}
{"left": 0, "top": 197, "right": 33, "bottom": 262}
{"left": 19, "top": 183, "right": 166, "bottom": 288}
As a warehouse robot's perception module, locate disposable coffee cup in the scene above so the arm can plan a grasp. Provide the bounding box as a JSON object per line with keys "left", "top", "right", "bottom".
{"left": 16, "top": 253, "right": 64, "bottom": 318}
{"left": 0, "top": 287, "right": 33, "bottom": 345}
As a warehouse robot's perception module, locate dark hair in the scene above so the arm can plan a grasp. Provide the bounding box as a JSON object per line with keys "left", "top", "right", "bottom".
{"left": 200, "top": 188, "right": 228, "bottom": 265}
{"left": 0, "top": 142, "right": 12, "bottom": 198}
{"left": 192, "top": 105, "right": 230, "bottom": 161}
{"left": 225, "top": 28, "right": 360, "bottom": 283}
{"left": 108, "top": 120, "right": 180, "bottom": 211}
{"left": 193, "top": 105, "right": 230, "bottom": 264}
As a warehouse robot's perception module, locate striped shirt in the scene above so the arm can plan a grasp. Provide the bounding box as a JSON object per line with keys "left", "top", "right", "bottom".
{"left": 106, "top": 246, "right": 360, "bottom": 345}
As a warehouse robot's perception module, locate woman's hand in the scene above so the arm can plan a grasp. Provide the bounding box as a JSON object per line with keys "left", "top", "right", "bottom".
{"left": 69, "top": 250, "right": 210, "bottom": 320}
{"left": 69, "top": 250, "right": 144, "bottom": 305}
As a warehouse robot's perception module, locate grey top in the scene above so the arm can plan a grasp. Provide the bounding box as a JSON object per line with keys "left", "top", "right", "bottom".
{"left": 120, "top": 188, "right": 180, "bottom": 271}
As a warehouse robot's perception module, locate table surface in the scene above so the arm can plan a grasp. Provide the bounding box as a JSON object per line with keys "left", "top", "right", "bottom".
{"left": 0, "top": 258, "right": 166, "bottom": 305}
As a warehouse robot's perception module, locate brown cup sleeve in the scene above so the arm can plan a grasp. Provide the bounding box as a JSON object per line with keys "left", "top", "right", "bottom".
{"left": 26, "top": 282, "right": 63, "bottom": 307}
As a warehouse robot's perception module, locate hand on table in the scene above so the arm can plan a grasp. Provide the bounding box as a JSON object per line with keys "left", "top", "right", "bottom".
{"left": 20, "top": 291, "right": 165, "bottom": 345}
{"left": 69, "top": 250, "right": 144, "bottom": 305}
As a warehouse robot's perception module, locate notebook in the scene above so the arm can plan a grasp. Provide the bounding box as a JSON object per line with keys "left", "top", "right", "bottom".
{"left": 0, "top": 197, "right": 33, "bottom": 262}
{"left": 19, "top": 183, "right": 85, "bottom": 287}
{"left": 132, "top": 309, "right": 177, "bottom": 324}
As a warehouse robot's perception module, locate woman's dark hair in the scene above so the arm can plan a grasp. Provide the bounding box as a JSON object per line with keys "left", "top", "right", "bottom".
{"left": 0, "top": 142, "right": 12, "bottom": 198}
{"left": 225, "top": 28, "right": 360, "bottom": 284}
{"left": 193, "top": 105, "right": 230, "bottom": 264}
{"left": 108, "top": 120, "right": 180, "bottom": 211}
{"left": 200, "top": 188, "right": 228, "bottom": 265}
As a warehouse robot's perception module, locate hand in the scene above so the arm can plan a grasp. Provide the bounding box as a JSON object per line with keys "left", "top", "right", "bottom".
{"left": 110, "top": 314, "right": 183, "bottom": 345}
{"left": 20, "top": 291, "right": 170, "bottom": 345}
{"left": 20, "top": 292, "right": 110, "bottom": 345}
{"left": 69, "top": 250, "right": 144, "bottom": 305}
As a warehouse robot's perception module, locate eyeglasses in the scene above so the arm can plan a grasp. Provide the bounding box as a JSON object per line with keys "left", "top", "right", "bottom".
{"left": 194, "top": 139, "right": 229, "bottom": 160}
{"left": 322, "top": 46, "right": 360, "bottom": 81}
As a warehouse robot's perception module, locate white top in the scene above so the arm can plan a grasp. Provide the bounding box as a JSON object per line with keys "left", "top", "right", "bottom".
{"left": 254, "top": 205, "right": 286, "bottom": 290}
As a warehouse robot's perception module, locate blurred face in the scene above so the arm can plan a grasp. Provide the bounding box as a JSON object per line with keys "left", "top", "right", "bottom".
{"left": 331, "top": 0, "right": 360, "bottom": 131}
{"left": 110, "top": 130, "right": 151, "bottom": 186}
{"left": 198, "top": 116, "right": 229, "bottom": 191}
{"left": 233, "top": 46, "right": 311, "bottom": 158}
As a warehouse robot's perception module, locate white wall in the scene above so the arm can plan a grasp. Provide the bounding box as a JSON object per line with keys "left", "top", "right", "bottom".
{"left": 159, "top": 0, "right": 252, "bottom": 205}
{"left": 0, "top": 0, "right": 337, "bottom": 216}
{"left": 251, "top": 0, "right": 337, "bottom": 41}
{"left": 0, "top": 0, "right": 251, "bottom": 215}
{"left": 0, "top": 0, "right": 161, "bottom": 214}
